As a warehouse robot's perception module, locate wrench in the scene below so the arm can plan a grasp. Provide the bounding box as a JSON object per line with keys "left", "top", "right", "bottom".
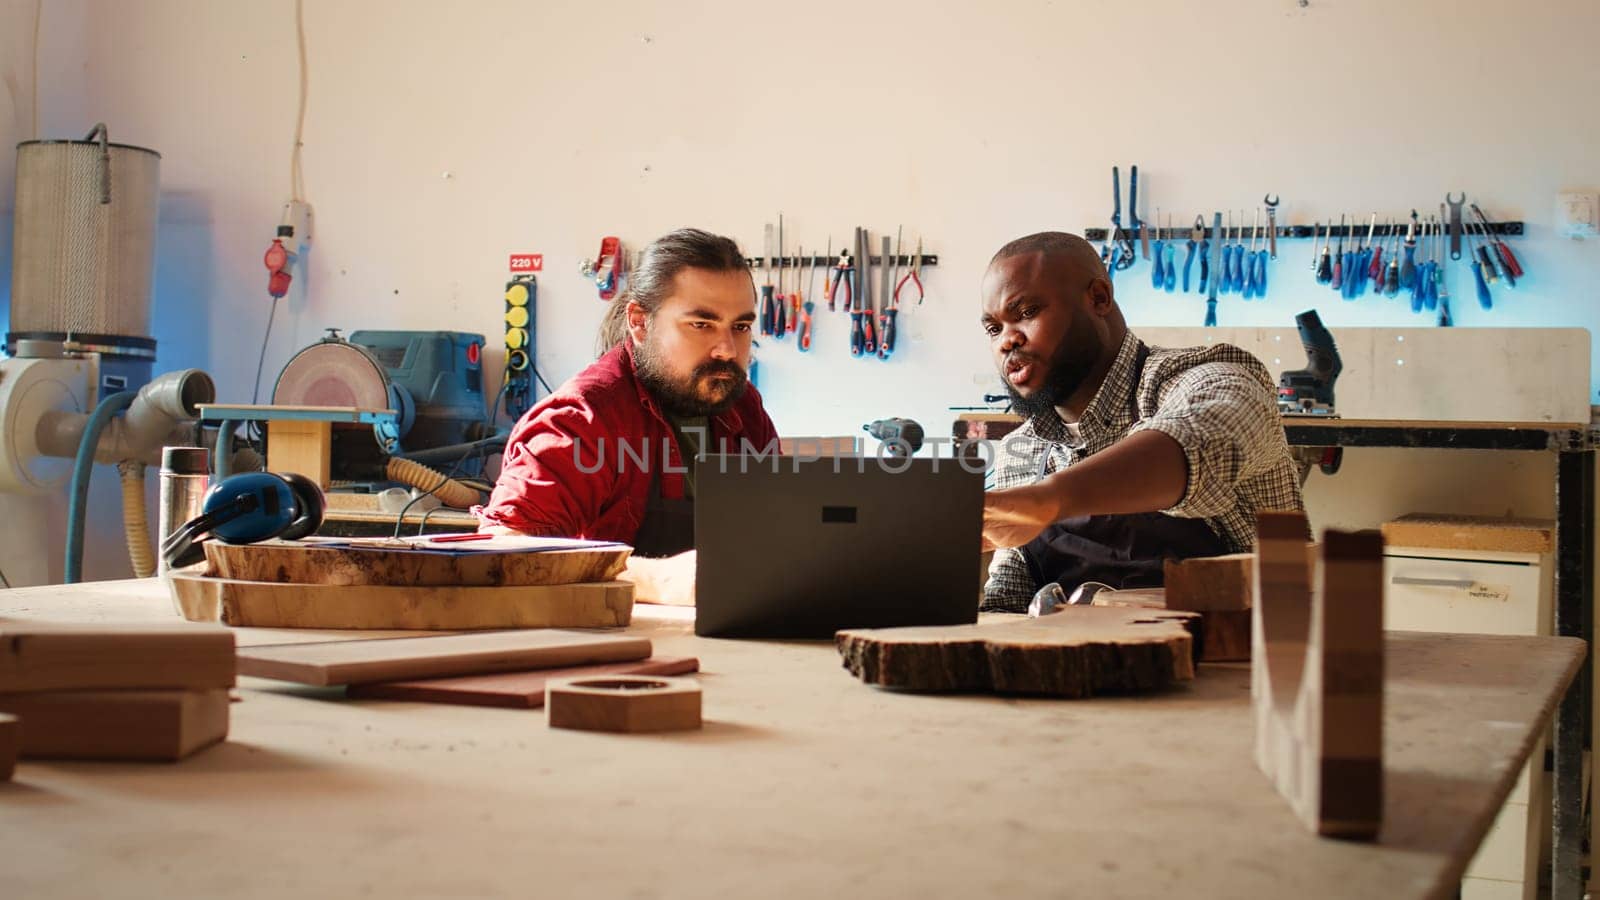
{"left": 1445, "top": 192, "right": 1466, "bottom": 260}
{"left": 1263, "top": 194, "right": 1280, "bottom": 259}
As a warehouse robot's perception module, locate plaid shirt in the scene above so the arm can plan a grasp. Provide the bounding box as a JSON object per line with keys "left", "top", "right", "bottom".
{"left": 983, "top": 330, "right": 1305, "bottom": 612}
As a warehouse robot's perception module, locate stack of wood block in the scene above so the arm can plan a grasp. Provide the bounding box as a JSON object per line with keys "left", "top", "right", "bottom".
{"left": 0, "top": 623, "right": 236, "bottom": 769}
{"left": 1092, "top": 553, "right": 1255, "bottom": 662}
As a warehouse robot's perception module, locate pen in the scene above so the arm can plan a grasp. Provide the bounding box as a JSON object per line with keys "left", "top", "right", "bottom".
{"left": 428, "top": 533, "right": 494, "bottom": 543}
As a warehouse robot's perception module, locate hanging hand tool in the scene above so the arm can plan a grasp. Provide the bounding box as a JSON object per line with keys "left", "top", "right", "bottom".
{"left": 1399, "top": 212, "right": 1418, "bottom": 293}
{"left": 848, "top": 229, "right": 866, "bottom": 357}
{"left": 773, "top": 216, "right": 788, "bottom": 339}
{"left": 1195, "top": 216, "right": 1211, "bottom": 294}
{"left": 1330, "top": 214, "right": 1346, "bottom": 291}
{"left": 1469, "top": 224, "right": 1493, "bottom": 310}
{"left": 879, "top": 232, "right": 901, "bottom": 361}
{"left": 1216, "top": 212, "right": 1231, "bottom": 295}
{"left": 1182, "top": 215, "right": 1204, "bottom": 293}
{"left": 1241, "top": 209, "right": 1260, "bottom": 299}
{"left": 1133, "top": 167, "right": 1149, "bottom": 261}
{"left": 860, "top": 228, "right": 877, "bottom": 355}
{"left": 1106, "top": 167, "right": 1136, "bottom": 277}
{"left": 1356, "top": 213, "right": 1377, "bottom": 297}
{"left": 1150, "top": 208, "right": 1167, "bottom": 289}
{"left": 1445, "top": 192, "right": 1466, "bottom": 261}
{"left": 1366, "top": 218, "right": 1387, "bottom": 290}
{"left": 1341, "top": 213, "right": 1359, "bottom": 300}
{"left": 1472, "top": 219, "right": 1503, "bottom": 286}
{"left": 1203, "top": 211, "right": 1222, "bottom": 328}
{"left": 1254, "top": 208, "right": 1267, "bottom": 296}
{"left": 831, "top": 246, "right": 855, "bottom": 339}
{"left": 1163, "top": 215, "right": 1177, "bottom": 292}
{"left": 799, "top": 245, "right": 815, "bottom": 352}
{"left": 1470, "top": 203, "right": 1523, "bottom": 283}
{"left": 1383, "top": 222, "right": 1401, "bottom": 298}
{"left": 1263, "top": 194, "right": 1280, "bottom": 259}
{"left": 1312, "top": 222, "right": 1331, "bottom": 283}
{"left": 1434, "top": 204, "right": 1452, "bottom": 321}
{"left": 1410, "top": 219, "right": 1429, "bottom": 313}
{"left": 895, "top": 237, "right": 925, "bottom": 306}
{"left": 1227, "top": 211, "right": 1246, "bottom": 294}
{"left": 822, "top": 237, "right": 835, "bottom": 311}
{"left": 760, "top": 223, "right": 776, "bottom": 336}
{"left": 874, "top": 235, "right": 893, "bottom": 358}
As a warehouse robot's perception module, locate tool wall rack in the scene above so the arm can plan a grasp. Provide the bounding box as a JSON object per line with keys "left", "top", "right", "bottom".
{"left": 1084, "top": 222, "right": 1523, "bottom": 241}
{"left": 745, "top": 254, "right": 939, "bottom": 270}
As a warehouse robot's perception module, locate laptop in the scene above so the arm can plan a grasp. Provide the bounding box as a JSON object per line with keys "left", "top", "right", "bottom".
{"left": 694, "top": 456, "right": 985, "bottom": 638}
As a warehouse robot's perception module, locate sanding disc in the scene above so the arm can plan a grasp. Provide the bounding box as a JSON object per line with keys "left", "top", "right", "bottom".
{"left": 272, "top": 340, "right": 390, "bottom": 409}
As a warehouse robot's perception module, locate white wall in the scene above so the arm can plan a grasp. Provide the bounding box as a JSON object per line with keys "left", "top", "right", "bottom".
{"left": 2, "top": 0, "right": 1598, "bottom": 580}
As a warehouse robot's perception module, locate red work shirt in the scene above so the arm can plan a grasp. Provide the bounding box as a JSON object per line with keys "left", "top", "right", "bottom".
{"left": 475, "top": 342, "right": 779, "bottom": 542}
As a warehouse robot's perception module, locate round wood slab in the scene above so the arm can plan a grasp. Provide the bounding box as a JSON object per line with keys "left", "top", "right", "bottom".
{"left": 204, "top": 540, "right": 630, "bottom": 587}
{"left": 836, "top": 607, "right": 1199, "bottom": 697}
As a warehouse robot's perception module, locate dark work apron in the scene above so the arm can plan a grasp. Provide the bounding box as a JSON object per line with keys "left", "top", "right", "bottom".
{"left": 1020, "top": 345, "right": 1230, "bottom": 593}
{"left": 631, "top": 458, "right": 695, "bottom": 559}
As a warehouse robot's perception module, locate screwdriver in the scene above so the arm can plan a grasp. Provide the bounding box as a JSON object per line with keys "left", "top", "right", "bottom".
{"left": 774, "top": 216, "right": 788, "bottom": 339}
{"left": 798, "top": 246, "right": 814, "bottom": 352}
{"left": 1150, "top": 208, "right": 1166, "bottom": 290}
{"left": 1470, "top": 203, "right": 1524, "bottom": 279}
{"left": 1183, "top": 215, "right": 1202, "bottom": 293}
{"left": 760, "top": 222, "right": 776, "bottom": 336}
{"left": 1162, "top": 214, "right": 1177, "bottom": 292}
{"left": 1318, "top": 220, "right": 1331, "bottom": 283}
{"left": 1228, "top": 211, "right": 1246, "bottom": 294}
{"left": 1366, "top": 218, "right": 1387, "bottom": 289}
{"left": 1330, "top": 214, "right": 1345, "bottom": 292}
{"left": 1205, "top": 211, "right": 1222, "bottom": 327}
{"left": 1473, "top": 220, "right": 1502, "bottom": 286}
{"left": 1399, "top": 211, "right": 1418, "bottom": 292}
{"left": 1383, "top": 223, "right": 1401, "bottom": 298}
{"left": 1469, "top": 224, "right": 1493, "bottom": 310}
{"left": 1434, "top": 204, "right": 1452, "bottom": 317}
{"left": 1474, "top": 218, "right": 1516, "bottom": 289}
{"left": 1342, "top": 213, "right": 1359, "bottom": 300}
{"left": 1197, "top": 217, "right": 1211, "bottom": 294}
{"left": 1218, "top": 211, "right": 1233, "bottom": 295}
{"left": 1251, "top": 210, "right": 1268, "bottom": 299}
{"left": 1242, "top": 209, "right": 1260, "bottom": 299}
{"left": 1357, "top": 213, "right": 1377, "bottom": 297}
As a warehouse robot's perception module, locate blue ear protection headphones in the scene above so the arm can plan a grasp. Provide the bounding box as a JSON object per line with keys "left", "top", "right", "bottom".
{"left": 161, "top": 471, "right": 326, "bottom": 570}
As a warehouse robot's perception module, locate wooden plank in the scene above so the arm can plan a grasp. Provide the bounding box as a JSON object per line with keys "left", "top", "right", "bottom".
{"left": 236, "top": 630, "right": 653, "bottom": 686}
{"left": 169, "top": 573, "right": 634, "bottom": 630}
{"left": 836, "top": 606, "right": 1197, "bottom": 697}
{"left": 0, "top": 713, "right": 15, "bottom": 780}
{"left": 1094, "top": 588, "right": 1251, "bottom": 663}
{"left": 0, "top": 622, "right": 235, "bottom": 693}
{"left": 266, "top": 419, "right": 333, "bottom": 487}
{"left": 347, "top": 656, "right": 699, "bottom": 708}
{"left": 1163, "top": 553, "right": 1255, "bottom": 611}
{"left": 1254, "top": 511, "right": 1385, "bottom": 839}
{"left": 0, "top": 689, "right": 229, "bottom": 761}
{"left": 547, "top": 675, "right": 702, "bottom": 733}
{"left": 1380, "top": 514, "right": 1554, "bottom": 555}
{"left": 203, "top": 539, "right": 630, "bottom": 587}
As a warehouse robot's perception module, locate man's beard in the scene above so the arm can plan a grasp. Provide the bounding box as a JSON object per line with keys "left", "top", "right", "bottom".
{"left": 1003, "top": 327, "right": 1102, "bottom": 420}
{"left": 635, "top": 336, "right": 748, "bottom": 417}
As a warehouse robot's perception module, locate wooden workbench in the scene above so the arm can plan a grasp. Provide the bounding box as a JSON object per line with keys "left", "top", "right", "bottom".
{"left": 0, "top": 579, "right": 1582, "bottom": 900}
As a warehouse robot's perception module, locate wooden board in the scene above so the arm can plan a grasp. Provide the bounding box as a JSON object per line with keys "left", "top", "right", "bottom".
{"left": 0, "top": 622, "right": 235, "bottom": 693}
{"left": 169, "top": 572, "right": 634, "bottom": 630}
{"left": 267, "top": 419, "right": 333, "bottom": 487}
{"left": 1254, "top": 511, "right": 1385, "bottom": 839}
{"left": 237, "top": 630, "right": 653, "bottom": 686}
{"left": 1163, "top": 553, "right": 1254, "bottom": 611}
{"left": 0, "top": 713, "right": 15, "bottom": 780}
{"left": 0, "top": 689, "right": 229, "bottom": 762}
{"left": 204, "top": 539, "right": 631, "bottom": 587}
{"left": 347, "top": 656, "right": 699, "bottom": 708}
{"left": 836, "top": 606, "right": 1198, "bottom": 697}
{"left": 1380, "top": 514, "right": 1554, "bottom": 555}
{"left": 547, "top": 675, "right": 702, "bottom": 733}
{"left": 1092, "top": 589, "right": 1251, "bottom": 663}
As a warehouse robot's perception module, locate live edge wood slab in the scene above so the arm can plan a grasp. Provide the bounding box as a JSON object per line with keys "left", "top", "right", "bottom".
{"left": 836, "top": 606, "right": 1199, "bottom": 697}
{"left": 204, "top": 540, "right": 630, "bottom": 587}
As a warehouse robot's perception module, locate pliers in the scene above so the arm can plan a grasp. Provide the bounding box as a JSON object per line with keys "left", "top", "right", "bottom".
{"left": 828, "top": 249, "right": 854, "bottom": 313}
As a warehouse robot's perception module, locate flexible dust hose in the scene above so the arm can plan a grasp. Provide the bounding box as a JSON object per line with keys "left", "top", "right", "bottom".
{"left": 385, "top": 457, "right": 481, "bottom": 509}
{"left": 65, "top": 391, "right": 136, "bottom": 584}
{"left": 118, "top": 462, "right": 156, "bottom": 578}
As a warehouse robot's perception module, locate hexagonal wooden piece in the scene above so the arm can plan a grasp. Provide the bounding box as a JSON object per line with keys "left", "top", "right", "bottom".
{"left": 546, "top": 675, "right": 702, "bottom": 733}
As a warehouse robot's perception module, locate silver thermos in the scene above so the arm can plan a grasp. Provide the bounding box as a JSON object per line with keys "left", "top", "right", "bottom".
{"left": 158, "top": 446, "right": 210, "bottom": 575}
